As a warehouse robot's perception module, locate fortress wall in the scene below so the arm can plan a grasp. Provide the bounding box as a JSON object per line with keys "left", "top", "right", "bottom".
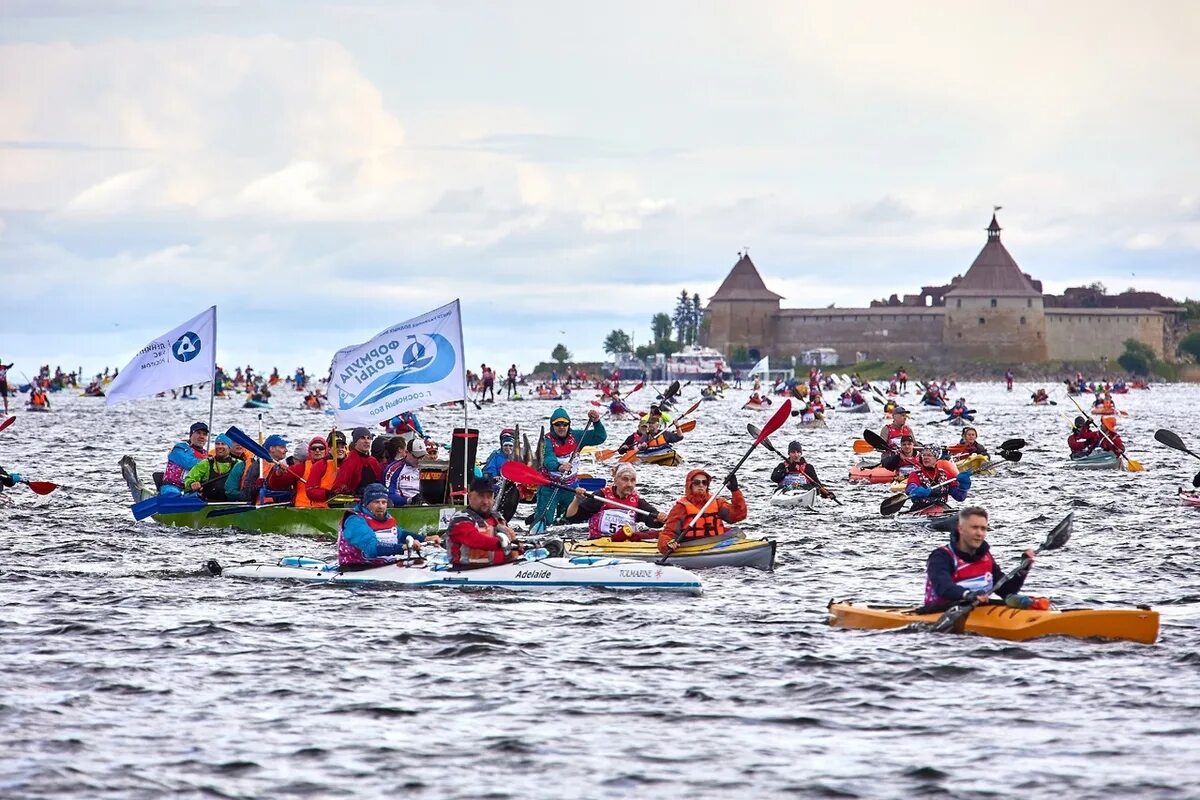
{"left": 772, "top": 309, "right": 944, "bottom": 363}
{"left": 943, "top": 295, "right": 1047, "bottom": 361}
{"left": 1045, "top": 311, "right": 1165, "bottom": 361}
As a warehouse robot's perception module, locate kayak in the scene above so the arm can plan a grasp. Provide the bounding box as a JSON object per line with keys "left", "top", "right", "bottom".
{"left": 213, "top": 553, "right": 703, "bottom": 594}
{"left": 769, "top": 485, "right": 817, "bottom": 509}
{"left": 893, "top": 504, "right": 956, "bottom": 530}
{"left": 827, "top": 601, "right": 1159, "bottom": 644}
{"left": 636, "top": 447, "right": 682, "bottom": 466}
{"left": 1180, "top": 492, "right": 1200, "bottom": 508}
{"left": 1065, "top": 451, "right": 1122, "bottom": 470}
{"left": 839, "top": 402, "right": 870, "bottom": 414}
{"left": 567, "top": 532, "right": 775, "bottom": 571}
{"left": 24, "top": 404, "right": 52, "bottom": 412}
{"left": 743, "top": 400, "right": 773, "bottom": 410}
{"left": 243, "top": 400, "right": 272, "bottom": 409}
{"left": 946, "top": 416, "right": 970, "bottom": 427}
{"left": 849, "top": 464, "right": 897, "bottom": 484}
{"left": 796, "top": 417, "right": 826, "bottom": 429}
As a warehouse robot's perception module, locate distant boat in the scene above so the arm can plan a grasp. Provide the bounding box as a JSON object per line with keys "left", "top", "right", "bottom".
{"left": 667, "top": 345, "right": 727, "bottom": 379}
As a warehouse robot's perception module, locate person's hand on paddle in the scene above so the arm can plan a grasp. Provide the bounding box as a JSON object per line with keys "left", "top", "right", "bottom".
{"left": 1022, "top": 548, "right": 1037, "bottom": 564}
{"left": 574, "top": 487, "right": 588, "bottom": 498}
{"left": 587, "top": 409, "right": 600, "bottom": 423}
{"left": 725, "top": 473, "right": 740, "bottom": 492}
{"left": 557, "top": 462, "right": 572, "bottom": 474}
{"left": 189, "top": 481, "right": 202, "bottom": 492}
{"left": 961, "top": 590, "right": 988, "bottom": 606}
{"left": 956, "top": 471, "right": 972, "bottom": 490}
{"left": 654, "top": 511, "right": 667, "bottom": 524}
{"left": 663, "top": 539, "right": 679, "bottom": 553}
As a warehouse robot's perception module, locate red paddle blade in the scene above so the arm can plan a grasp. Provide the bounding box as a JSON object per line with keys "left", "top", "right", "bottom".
{"left": 755, "top": 399, "right": 793, "bottom": 443}
{"left": 0, "top": 416, "right": 15, "bottom": 433}
{"left": 25, "top": 480, "right": 58, "bottom": 495}
{"left": 500, "top": 460, "right": 549, "bottom": 486}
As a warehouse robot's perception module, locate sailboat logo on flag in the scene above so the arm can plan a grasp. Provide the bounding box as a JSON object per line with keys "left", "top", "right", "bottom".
{"left": 173, "top": 331, "right": 202, "bottom": 362}
{"left": 336, "top": 333, "right": 456, "bottom": 411}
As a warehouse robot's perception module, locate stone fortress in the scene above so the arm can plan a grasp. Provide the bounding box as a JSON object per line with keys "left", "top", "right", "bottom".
{"left": 702, "top": 214, "right": 1187, "bottom": 365}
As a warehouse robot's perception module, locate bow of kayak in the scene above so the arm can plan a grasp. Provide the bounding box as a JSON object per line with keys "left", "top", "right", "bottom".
{"left": 567, "top": 533, "right": 776, "bottom": 571}
{"left": 827, "top": 601, "right": 1159, "bottom": 644}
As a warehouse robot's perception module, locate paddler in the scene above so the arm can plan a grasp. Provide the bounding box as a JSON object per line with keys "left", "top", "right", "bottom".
{"left": 616, "top": 420, "right": 650, "bottom": 455}
{"left": 641, "top": 402, "right": 673, "bottom": 425}
{"left": 382, "top": 437, "right": 431, "bottom": 506}
{"left": 0, "top": 465, "right": 22, "bottom": 496}
{"left": 482, "top": 429, "right": 517, "bottom": 480}
{"left": 1067, "top": 416, "right": 1106, "bottom": 459}
{"left": 953, "top": 426, "right": 989, "bottom": 457}
{"left": 253, "top": 434, "right": 295, "bottom": 504}
{"left": 446, "top": 477, "right": 522, "bottom": 566}
{"left": 770, "top": 441, "right": 832, "bottom": 498}
{"left": 337, "top": 483, "right": 437, "bottom": 568}
{"left": 880, "top": 406, "right": 913, "bottom": 448}
{"left": 566, "top": 462, "right": 666, "bottom": 540}
{"left": 533, "top": 407, "right": 606, "bottom": 529}
{"left": 925, "top": 506, "right": 1042, "bottom": 608}
{"left": 266, "top": 437, "right": 329, "bottom": 507}
{"left": 904, "top": 445, "right": 971, "bottom": 511}
{"left": 161, "top": 421, "right": 210, "bottom": 495}
{"left": 294, "top": 430, "right": 346, "bottom": 507}
{"left": 945, "top": 398, "right": 972, "bottom": 421}
{"left": 658, "top": 468, "right": 747, "bottom": 555}
{"left": 634, "top": 418, "right": 683, "bottom": 456}
{"left": 608, "top": 389, "right": 629, "bottom": 416}
{"left": 332, "top": 427, "right": 384, "bottom": 499}
{"left": 182, "top": 434, "right": 237, "bottom": 501}
{"left": 1031, "top": 388, "right": 1049, "bottom": 404}
{"left": 880, "top": 435, "right": 920, "bottom": 473}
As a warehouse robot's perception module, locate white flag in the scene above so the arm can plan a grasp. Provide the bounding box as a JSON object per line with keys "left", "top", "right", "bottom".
{"left": 750, "top": 356, "right": 769, "bottom": 376}
{"left": 329, "top": 299, "right": 466, "bottom": 426}
{"left": 106, "top": 306, "right": 216, "bottom": 406}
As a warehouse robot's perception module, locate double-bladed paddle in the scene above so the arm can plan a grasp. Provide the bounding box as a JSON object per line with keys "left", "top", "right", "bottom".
{"left": 1065, "top": 394, "right": 1143, "bottom": 471}
{"left": 130, "top": 493, "right": 208, "bottom": 521}
{"left": 879, "top": 458, "right": 1003, "bottom": 517}
{"left": 500, "top": 460, "right": 655, "bottom": 519}
{"left": 926, "top": 411, "right": 976, "bottom": 426}
{"left": 658, "top": 399, "right": 793, "bottom": 565}
{"left": 1154, "top": 429, "right": 1200, "bottom": 487}
{"left": 930, "top": 512, "right": 1073, "bottom": 633}
{"left": 748, "top": 422, "right": 841, "bottom": 505}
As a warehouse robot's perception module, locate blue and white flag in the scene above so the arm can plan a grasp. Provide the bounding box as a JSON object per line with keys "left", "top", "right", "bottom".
{"left": 329, "top": 299, "right": 466, "bottom": 426}
{"left": 106, "top": 306, "right": 216, "bottom": 406}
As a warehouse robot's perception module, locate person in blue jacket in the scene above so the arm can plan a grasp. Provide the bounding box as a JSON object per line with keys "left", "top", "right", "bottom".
{"left": 482, "top": 429, "right": 516, "bottom": 480}
{"left": 0, "top": 465, "right": 22, "bottom": 496}
{"left": 532, "top": 407, "right": 605, "bottom": 530}
{"left": 337, "top": 483, "right": 439, "bottom": 567}
{"left": 160, "top": 421, "right": 209, "bottom": 495}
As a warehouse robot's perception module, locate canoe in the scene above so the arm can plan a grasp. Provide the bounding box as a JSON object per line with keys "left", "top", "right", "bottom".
{"left": 1065, "top": 451, "right": 1122, "bottom": 470}
{"left": 839, "top": 402, "right": 870, "bottom": 414}
{"left": 827, "top": 601, "right": 1159, "bottom": 644}
{"left": 769, "top": 485, "right": 817, "bottom": 509}
{"left": 567, "top": 533, "right": 775, "bottom": 571}
{"left": 213, "top": 553, "right": 703, "bottom": 594}
{"left": 849, "top": 464, "right": 897, "bottom": 484}
{"left": 636, "top": 447, "right": 682, "bottom": 466}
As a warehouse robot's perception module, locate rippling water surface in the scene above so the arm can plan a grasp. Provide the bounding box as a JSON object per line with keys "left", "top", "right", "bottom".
{"left": 2, "top": 382, "right": 1198, "bottom": 799}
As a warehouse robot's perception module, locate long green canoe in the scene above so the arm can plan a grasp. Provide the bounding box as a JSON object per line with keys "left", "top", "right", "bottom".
{"left": 152, "top": 503, "right": 453, "bottom": 540}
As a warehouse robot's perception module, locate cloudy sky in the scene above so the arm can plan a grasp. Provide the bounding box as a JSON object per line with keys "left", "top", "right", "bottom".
{"left": 2, "top": 1, "right": 1197, "bottom": 378}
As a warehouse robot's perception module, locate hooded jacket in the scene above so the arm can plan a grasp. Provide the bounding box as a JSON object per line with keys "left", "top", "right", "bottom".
{"left": 658, "top": 468, "right": 747, "bottom": 554}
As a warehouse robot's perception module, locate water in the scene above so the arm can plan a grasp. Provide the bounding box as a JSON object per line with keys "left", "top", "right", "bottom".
{"left": 2, "top": 382, "right": 1198, "bottom": 799}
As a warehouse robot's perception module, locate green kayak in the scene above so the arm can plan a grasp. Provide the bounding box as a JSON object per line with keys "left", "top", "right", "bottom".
{"left": 1064, "top": 450, "right": 1122, "bottom": 470}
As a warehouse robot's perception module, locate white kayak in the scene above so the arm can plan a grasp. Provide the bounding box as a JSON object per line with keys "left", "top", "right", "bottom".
{"left": 769, "top": 486, "right": 817, "bottom": 508}
{"left": 209, "top": 552, "right": 702, "bottom": 594}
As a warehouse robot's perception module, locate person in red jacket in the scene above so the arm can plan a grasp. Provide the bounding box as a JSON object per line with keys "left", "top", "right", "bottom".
{"left": 1067, "top": 416, "right": 1102, "bottom": 458}
{"left": 332, "top": 426, "right": 383, "bottom": 498}
{"left": 445, "top": 477, "right": 522, "bottom": 567}
{"left": 658, "top": 468, "right": 747, "bottom": 555}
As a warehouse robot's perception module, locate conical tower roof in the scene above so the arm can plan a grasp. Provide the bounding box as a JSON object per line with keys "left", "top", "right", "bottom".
{"left": 709, "top": 253, "right": 784, "bottom": 302}
{"left": 945, "top": 214, "right": 1041, "bottom": 298}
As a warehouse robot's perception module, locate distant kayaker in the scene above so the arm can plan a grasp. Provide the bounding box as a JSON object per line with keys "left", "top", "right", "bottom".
{"left": 446, "top": 477, "right": 521, "bottom": 566}
{"left": 505, "top": 364, "right": 519, "bottom": 399}
{"left": 1066, "top": 416, "right": 1127, "bottom": 458}
{"left": 945, "top": 398, "right": 972, "bottom": 420}
{"left": 183, "top": 434, "right": 236, "bottom": 501}
{"left": 1005, "top": 369, "right": 1014, "bottom": 391}
{"left": 880, "top": 407, "right": 913, "bottom": 448}
{"left": 635, "top": 418, "right": 683, "bottom": 455}
{"left": 608, "top": 389, "right": 629, "bottom": 416}
{"left": 880, "top": 435, "right": 920, "bottom": 473}
{"left": 0, "top": 360, "right": 11, "bottom": 414}
{"left": 905, "top": 446, "right": 971, "bottom": 511}
{"left": 382, "top": 410, "right": 426, "bottom": 443}
{"left": 161, "top": 421, "right": 210, "bottom": 495}
{"left": 337, "top": 483, "right": 437, "bottom": 568}
{"left": 925, "top": 506, "right": 1038, "bottom": 608}
{"left": 567, "top": 463, "right": 665, "bottom": 540}
{"left": 641, "top": 403, "right": 673, "bottom": 425}
{"left": 533, "top": 407, "right": 606, "bottom": 529}
{"left": 658, "top": 468, "right": 747, "bottom": 555}
{"left": 953, "top": 427, "right": 989, "bottom": 457}
{"left": 1031, "top": 388, "right": 1049, "bottom": 404}
{"left": 332, "top": 427, "right": 384, "bottom": 499}
{"left": 770, "top": 441, "right": 832, "bottom": 498}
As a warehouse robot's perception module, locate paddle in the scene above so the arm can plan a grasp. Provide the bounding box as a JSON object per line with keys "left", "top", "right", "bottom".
{"left": 0, "top": 416, "right": 14, "bottom": 434}
{"left": 659, "top": 399, "right": 793, "bottom": 565}
{"left": 862, "top": 429, "right": 892, "bottom": 452}
{"left": 853, "top": 438, "right": 875, "bottom": 454}
{"left": 500, "top": 461, "right": 655, "bottom": 519}
{"left": 131, "top": 493, "right": 208, "bottom": 521}
{"left": 22, "top": 479, "right": 58, "bottom": 495}
{"left": 748, "top": 422, "right": 841, "bottom": 505}
{"left": 531, "top": 417, "right": 593, "bottom": 534}
{"left": 1065, "top": 394, "right": 1143, "bottom": 471}
{"left": 1154, "top": 429, "right": 1200, "bottom": 487}
{"left": 930, "top": 512, "right": 1073, "bottom": 633}
{"left": 879, "top": 459, "right": 1001, "bottom": 517}
{"left": 225, "top": 425, "right": 307, "bottom": 482}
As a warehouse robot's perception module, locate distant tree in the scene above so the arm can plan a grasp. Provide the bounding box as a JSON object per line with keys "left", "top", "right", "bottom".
{"left": 690, "top": 293, "right": 702, "bottom": 343}
{"left": 1179, "top": 331, "right": 1200, "bottom": 361}
{"left": 673, "top": 290, "right": 693, "bottom": 345}
{"left": 1117, "top": 338, "right": 1153, "bottom": 375}
{"left": 651, "top": 312, "right": 673, "bottom": 343}
{"left": 602, "top": 329, "right": 633, "bottom": 355}
{"left": 551, "top": 344, "right": 572, "bottom": 364}
{"left": 1087, "top": 282, "right": 1108, "bottom": 295}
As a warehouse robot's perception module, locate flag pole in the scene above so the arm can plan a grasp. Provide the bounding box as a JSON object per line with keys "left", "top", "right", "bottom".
{"left": 457, "top": 299, "right": 469, "bottom": 507}
{"left": 207, "top": 307, "right": 217, "bottom": 438}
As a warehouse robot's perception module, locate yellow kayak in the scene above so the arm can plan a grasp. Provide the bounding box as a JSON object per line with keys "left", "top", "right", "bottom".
{"left": 827, "top": 601, "right": 1159, "bottom": 644}
{"left": 567, "top": 533, "right": 775, "bottom": 571}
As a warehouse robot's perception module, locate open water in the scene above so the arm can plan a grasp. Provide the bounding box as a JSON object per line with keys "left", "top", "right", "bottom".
{"left": 1, "top": 381, "right": 1198, "bottom": 799}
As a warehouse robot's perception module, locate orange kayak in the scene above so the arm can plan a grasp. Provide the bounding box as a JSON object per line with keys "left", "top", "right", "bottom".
{"left": 848, "top": 465, "right": 897, "bottom": 484}
{"left": 827, "top": 601, "right": 1159, "bottom": 644}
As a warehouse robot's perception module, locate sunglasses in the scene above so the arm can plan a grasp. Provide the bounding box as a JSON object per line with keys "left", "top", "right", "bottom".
{"left": 691, "top": 479, "right": 710, "bottom": 487}
{"left": 310, "top": 445, "right": 327, "bottom": 451}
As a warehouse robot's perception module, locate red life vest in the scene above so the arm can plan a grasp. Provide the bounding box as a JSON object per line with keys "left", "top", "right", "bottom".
{"left": 925, "top": 544, "right": 995, "bottom": 605}
{"left": 446, "top": 508, "right": 506, "bottom": 566}
{"left": 337, "top": 509, "right": 399, "bottom": 566}
{"left": 779, "top": 461, "right": 813, "bottom": 488}
{"left": 883, "top": 424, "right": 912, "bottom": 447}
{"left": 587, "top": 487, "right": 641, "bottom": 539}
{"left": 542, "top": 434, "right": 578, "bottom": 481}
{"left": 909, "top": 465, "right": 951, "bottom": 505}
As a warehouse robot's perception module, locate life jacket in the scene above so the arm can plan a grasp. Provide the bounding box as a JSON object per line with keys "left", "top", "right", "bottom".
{"left": 164, "top": 442, "right": 206, "bottom": 489}
{"left": 883, "top": 423, "right": 912, "bottom": 448}
{"left": 446, "top": 507, "right": 506, "bottom": 566}
{"left": 779, "top": 461, "right": 813, "bottom": 488}
{"left": 542, "top": 434, "right": 579, "bottom": 482}
{"left": 672, "top": 497, "right": 726, "bottom": 541}
{"left": 337, "top": 508, "right": 399, "bottom": 566}
{"left": 292, "top": 459, "right": 321, "bottom": 507}
{"left": 587, "top": 487, "right": 641, "bottom": 539}
{"left": 198, "top": 457, "right": 233, "bottom": 501}
{"left": 909, "top": 465, "right": 952, "bottom": 506}
{"left": 924, "top": 544, "right": 996, "bottom": 605}
{"left": 384, "top": 459, "right": 421, "bottom": 501}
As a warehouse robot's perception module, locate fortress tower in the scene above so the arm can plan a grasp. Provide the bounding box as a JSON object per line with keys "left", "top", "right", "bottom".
{"left": 703, "top": 252, "right": 782, "bottom": 359}
{"left": 942, "top": 214, "right": 1048, "bottom": 361}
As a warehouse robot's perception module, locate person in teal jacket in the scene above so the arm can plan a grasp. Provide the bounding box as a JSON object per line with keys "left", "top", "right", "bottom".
{"left": 532, "top": 406, "right": 605, "bottom": 531}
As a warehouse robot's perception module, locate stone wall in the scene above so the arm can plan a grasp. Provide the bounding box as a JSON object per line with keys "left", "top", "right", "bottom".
{"left": 943, "top": 295, "right": 1048, "bottom": 361}
{"left": 771, "top": 308, "right": 945, "bottom": 363}
{"left": 1045, "top": 310, "right": 1166, "bottom": 360}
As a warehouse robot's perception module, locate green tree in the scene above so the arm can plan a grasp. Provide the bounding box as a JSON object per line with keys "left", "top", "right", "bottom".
{"left": 690, "top": 293, "right": 702, "bottom": 343}
{"left": 672, "top": 290, "right": 693, "bottom": 345}
{"left": 1179, "top": 331, "right": 1200, "bottom": 361}
{"left": 651, "top": 312, "right": 673, "bottom": 343}
{"left": 551, "top": 343, "right": 572, "bottom": 364}
{"left": 1117, "top": 338, "right": 1153, "bottom": 375}
{"left": 602, "top": 329, "right": 633, "bottom": 355}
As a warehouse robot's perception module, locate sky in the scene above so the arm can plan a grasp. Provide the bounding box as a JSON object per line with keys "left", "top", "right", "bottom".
{"left": 2, "top": 1, "right": 1198, "bottom": 379}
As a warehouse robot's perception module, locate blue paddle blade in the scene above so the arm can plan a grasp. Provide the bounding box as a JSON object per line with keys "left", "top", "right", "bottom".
{"left": 577, "top": 477, "right": 606, "bottom": 493}
{"left": 130, "top": 494, "right": 207, "bottom": 520}
{"left": 225, "top": 425, "right": 273, "bottom": 462}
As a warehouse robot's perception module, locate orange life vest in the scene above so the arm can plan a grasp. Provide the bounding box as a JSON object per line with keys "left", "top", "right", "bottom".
{"left": 673, "top": 497, "right": 727, "bottom": 541}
